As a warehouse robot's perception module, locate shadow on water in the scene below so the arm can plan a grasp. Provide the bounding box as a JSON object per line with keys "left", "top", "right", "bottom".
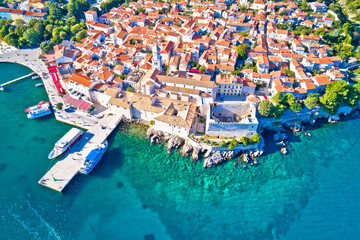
{"left": 0, "top": 162, "right": 7, "bottom": 172}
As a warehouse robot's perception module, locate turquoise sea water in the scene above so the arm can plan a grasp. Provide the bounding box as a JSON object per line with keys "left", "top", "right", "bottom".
{"left": 0, "top": 62, "right": 359, "bottom": 240}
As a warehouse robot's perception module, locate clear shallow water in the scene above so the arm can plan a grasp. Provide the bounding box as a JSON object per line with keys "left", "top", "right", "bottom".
{"left": 0, "top": 63, "right": 359, "bottom": 240}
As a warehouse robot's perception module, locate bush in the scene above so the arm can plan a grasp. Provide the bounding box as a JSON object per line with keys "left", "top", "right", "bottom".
{"left": 150, "top": 120, "right": 155, "bottom": 125}
{"left": 56, "top": 102, "right": 63, "bottom": 110}
{"left": 250, "top": 133, "right": 261, "bottom": 144}
{"left": 126, "top": 87, "right": 135, "bottom": 92}
{"left": 240, "top": 136, "right": 251, "bottom": 147}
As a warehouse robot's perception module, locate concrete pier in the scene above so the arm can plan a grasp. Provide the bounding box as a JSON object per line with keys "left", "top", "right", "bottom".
{"left": 39, "top": 113, "right": 122, "bottom": 192}
{"left": 1, "top": 72, "right": 35, "bottom": 86}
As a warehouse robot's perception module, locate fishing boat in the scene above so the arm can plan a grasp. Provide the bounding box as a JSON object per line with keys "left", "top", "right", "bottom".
{"left": 35, "top": 83, "right": 43, "bottom": 87}
{"left": 25, "top": 101, "right": 52, "bottom": 119}
{"left": 48, "top": 128, "right": 84, "bottom": 159}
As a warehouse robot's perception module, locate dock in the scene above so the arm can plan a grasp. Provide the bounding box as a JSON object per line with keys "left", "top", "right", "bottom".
{"left": 1, "top": 72, "right": 35, "bottom": 86}
{"left": 38, "top": 113, "right": 122, "bottom": 192}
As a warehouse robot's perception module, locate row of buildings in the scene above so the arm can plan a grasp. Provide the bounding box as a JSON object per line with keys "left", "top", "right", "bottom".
{"left": 49, "top": 0, "right": 347, "bottom": 142}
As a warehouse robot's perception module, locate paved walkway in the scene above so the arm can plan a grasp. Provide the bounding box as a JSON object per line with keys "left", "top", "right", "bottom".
{"left": 0, "top": 48, "right": 98, "bottom": 129}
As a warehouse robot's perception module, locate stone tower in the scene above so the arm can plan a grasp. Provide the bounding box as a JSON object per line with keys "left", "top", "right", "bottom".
{"left": 152, "top": 40, "right": 163, "bottom": 73}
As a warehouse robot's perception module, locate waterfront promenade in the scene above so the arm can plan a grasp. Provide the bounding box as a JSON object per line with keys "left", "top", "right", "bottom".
{"left": 0, "top": 48, "right": 123, "bottom": 192}
{"left": 39, "top": 113, "right": 122, "bottom": 192}
{"left": 0, "top": 48, "right": 98, "bottom": 129}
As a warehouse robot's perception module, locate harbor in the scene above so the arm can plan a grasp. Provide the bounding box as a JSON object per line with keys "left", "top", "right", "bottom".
{"left": 0, "top": 48, "right": 122, "bottom": 192}
{"left": 39, "top": 113, "right": 122, "bottom": 192}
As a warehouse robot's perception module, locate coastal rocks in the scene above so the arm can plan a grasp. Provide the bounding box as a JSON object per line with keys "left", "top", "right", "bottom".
{"left": 222, "top": 150, "right": 239, "bottom": 160}
{"left": 192, "top": 147, "right": 201, "bottom": 161}
{"left": 146, "top": 128, "right": 156, "bottom": 138}
{"left": 204, "top": 148, "right": 212, "bottom": 158}
{"left": 276, "top": 140, "right": 287, "bottom": 147}
{"left": 166, "top": 135, "right": 184, "bottom": 150}
{"left": 292, "top": 122, "right": 304, "bottom": 132}
{"left": 274, "top": 132, "right": 287, "bottom": 142}
{"left": 243, "top": 153, "right": 250, "bottom": 163}
{"left": 281, "top": 147, "right": 288, "bottom": 155}
{"left": 146, "top": 128, "right": 164, "bottom": 144}
{"left": 309, "top": 118, "right": 316, "bottom": 125}
{"left": 203, "top": 151, "right": 224, "bottom": 168}
{"left": 182, "top": 143, "right": 193, "bottom": 157}
{"left": 151, "top": 131, "right": 164, "bottom": 145}
{"left": 351, "top": 110, "right": 360, "bottom": 118}
{"left": 328, "top": 115, "right": 340, "bottom": 123}
{"left": 250, "top": 149, "right": 264, "bottom": 158}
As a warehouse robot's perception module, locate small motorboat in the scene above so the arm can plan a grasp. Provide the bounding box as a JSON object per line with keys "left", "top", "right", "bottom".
{"left": 32, "top": 75, "right": 40, "bottom": 80}
{"left": 35, "top": 83, "right": 44, "bottom": 87}
{"left": 0, "top": 85, "right": 3, "bottom": 91}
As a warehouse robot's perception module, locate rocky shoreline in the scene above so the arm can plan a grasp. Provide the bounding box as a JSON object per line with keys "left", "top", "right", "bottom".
{"left": 145, "top": 127, "right": 265, "bottom": 168}
{"left": 123, "top": 105, "right": 360, "bottom": 168}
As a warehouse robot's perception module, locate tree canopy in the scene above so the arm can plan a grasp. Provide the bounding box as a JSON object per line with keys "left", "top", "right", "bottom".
{"left": 236, "top": 44, "right": 250, "bottom": 60}
{"left": 23, "top": 28, "right": 41, "bottom": 45}
{"left": 304, "top": 93, "right": 320, "bottom": 109}
{"left": 258, "top": 99, "right": 273, "bottom": 117}
{"left": 320, "top": 80, "right": 360, "bottom": 115}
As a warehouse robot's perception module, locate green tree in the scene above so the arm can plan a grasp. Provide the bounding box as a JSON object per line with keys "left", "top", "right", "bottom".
{"left": 258, "top": 99, "right": 273, "bottom": 117}
{"left": 59, "top": 31, "right": 68, "bottom": 39}
{"left": 80, "top": 20, "right": 87, "bottom": 29}
{"left": 272, "top": 104, "right": 287, "bottom": 119}
{"left": 283, "top": 69, "right": 295, "bottom": 77}
{"left": 250, "top": 133, "right": 261, "bottom": 144}
{"left": 76, "top": 30, "right": 87, "bottom": 42}
{"left": 27, "top": 18, "right": 38, "bottom": 28}
{"left": 14, "top": 19, "right": 25, "bottom": 25}
{"left": 34, "top": 22, "right": 45, "bottom": 36}
{"left": 45, "top": 25, "right": 54, "bottom": 34}
{"left": 240, "top": 136, "right": 251, "bottom": 147}
{"left": 66, "top": 16, "right": 78, "bottom": 27}
{"left": 70, "top": 24, "right": 82, "bottom": 34}
{"left": 0, "top": 26, "right": 9, "bottom": 40}
{"left": 56, "top": 102, "right": 63, "bottom": 110}
{"left": 199, "top": 65, "right": 207, "bottom": 74}
{"left": 15, "top": 25, "right": 27, "bottom": 36}
{"left": 23, "top": 28, "right": 41, "bottom": 45}
{"left": 40, "top": 41, "right": 54, "bottom": 54}
{"left": 290, "top": 101, "right": 302, "bottom": 112}
{"left": 271, "top": 92, "right": 284, "bottom": 105}
{"left": 236, "top": 43, "right": 250, "bottom": 60}
{"left": 301, "top": 0, "right": 310, "bottom": 11}
{"left": 284, "top": 93, "right": 295, "bottom": 106}
{"left": 126, "top": 86, "right": 135, "bottom": 92}
{"left": 4, "top": 33, "right": 18, "bottom": 46}
{"left": 231, "top": 138, "right": 239, "bottom": 147}
{"left": 304, "top": 93, "right": 319, "bottom": 109}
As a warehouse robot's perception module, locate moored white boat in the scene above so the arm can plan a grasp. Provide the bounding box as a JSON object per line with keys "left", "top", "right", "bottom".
{"left": 0, "top": 85, "right": 3, "bottom": 91}
{"left": 48, "top": 128, "right": 84, "bottom": 159}
{"left": 79, "top": 140, "right": 108, "bottom": 174}
{"left": 32, "top": 75, "right": 40, "bottom": 79}
{"left": 25, "top": 101, "right": 52, "bottom": 119}
{"left": 35, "top": 83, "right": 43, "bottom": 87}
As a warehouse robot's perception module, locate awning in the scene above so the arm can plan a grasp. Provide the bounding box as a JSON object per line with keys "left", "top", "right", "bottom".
{"left": 63, "top": 93, "right": 92, "bottom": 111}
{"left": 47, "top": 65, "right": 58, "bottom": 74}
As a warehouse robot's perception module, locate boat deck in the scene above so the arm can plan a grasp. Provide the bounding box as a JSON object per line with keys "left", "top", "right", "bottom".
{"left": 39, "top": 114, "right": 122, "bottom": 192}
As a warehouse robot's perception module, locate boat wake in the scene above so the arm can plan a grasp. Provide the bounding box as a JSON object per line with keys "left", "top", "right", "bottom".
{"left": 7, "top": 201, "right": 61, "bottom": 240}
